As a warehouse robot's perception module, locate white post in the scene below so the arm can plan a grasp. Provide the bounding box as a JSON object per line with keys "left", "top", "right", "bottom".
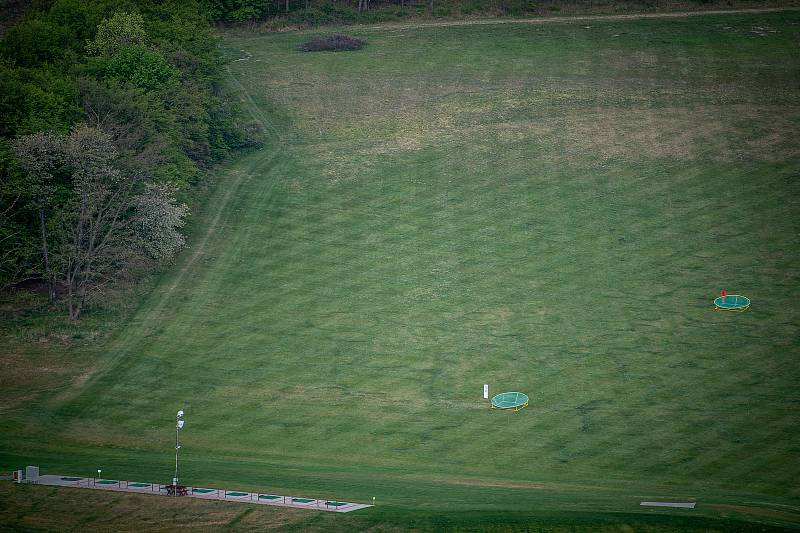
{"left": 483, "top": 384, "right": 489, "bottom": 399}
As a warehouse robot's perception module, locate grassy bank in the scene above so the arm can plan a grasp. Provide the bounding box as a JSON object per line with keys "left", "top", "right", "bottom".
{"left": 2, "top": 9, "right": 799, "bottom": 530}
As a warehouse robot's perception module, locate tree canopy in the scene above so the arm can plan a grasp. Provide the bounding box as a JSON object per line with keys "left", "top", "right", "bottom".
{"left": 0, "top": 0, "right": 262, "bottom": 318}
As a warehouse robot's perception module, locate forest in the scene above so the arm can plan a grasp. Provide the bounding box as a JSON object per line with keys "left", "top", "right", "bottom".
{"left": 0, "top": 0, "right": 262, "bottom": 320}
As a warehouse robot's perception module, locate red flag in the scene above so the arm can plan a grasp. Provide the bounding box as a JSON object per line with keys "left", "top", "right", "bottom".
{"left": 721, "top": 289, "right": 726, "bottom": 298}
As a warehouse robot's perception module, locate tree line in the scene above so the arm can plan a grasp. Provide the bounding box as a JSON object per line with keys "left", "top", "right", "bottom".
{"left": 0, "top": 1, "right": 262, "bottom": 320}
{"left": 202, "top": 0, "right": 537, "bottom": 23}
{"left": 198, "top": 0, "right": 768, "bottom": 25}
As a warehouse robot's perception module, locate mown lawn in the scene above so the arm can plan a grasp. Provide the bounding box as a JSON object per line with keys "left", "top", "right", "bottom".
{"left": 2, "top": 10, "right": 799, "bottom": 530}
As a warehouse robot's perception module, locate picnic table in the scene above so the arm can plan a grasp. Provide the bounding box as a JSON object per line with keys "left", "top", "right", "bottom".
{"left": 165, "top": 484, "right": 188, "bottom": 496}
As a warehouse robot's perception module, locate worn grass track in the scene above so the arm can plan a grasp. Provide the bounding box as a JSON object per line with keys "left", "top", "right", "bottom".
{"left": 2, "top": 9, "right": 799, "bottom": 530}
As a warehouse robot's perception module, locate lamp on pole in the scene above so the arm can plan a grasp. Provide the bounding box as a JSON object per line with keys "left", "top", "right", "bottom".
{"left": 174, "top": 409, "right": 185, "bottom": 490}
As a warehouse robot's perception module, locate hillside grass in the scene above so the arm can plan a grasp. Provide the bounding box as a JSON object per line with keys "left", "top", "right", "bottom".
{"left": 2, "top": 10, "right": 800, "bottom": 530}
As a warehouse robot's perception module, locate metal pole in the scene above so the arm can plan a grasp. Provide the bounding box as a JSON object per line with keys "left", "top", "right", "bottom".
{"left": 174, "top": 421, "right": 179, "bottom": 490}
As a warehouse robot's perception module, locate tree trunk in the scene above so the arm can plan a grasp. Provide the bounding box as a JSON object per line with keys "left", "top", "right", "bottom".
{"left": 429, "top": 0, "right": 433, "bottom": 11}
{"left": 67, "top": 259, "right": 78, "bottom": 321}
{"left": 76, "top": 276, "right": 87, "bottom": 319}
{"left": 68, "top": 196, "right": 88, "bottom": 321}
{"left": 286, "top": 0, "right": 289, "bottom": 13}
{"left": 70, "top": 295, "right": 82, "bottom": 321}
{"left": 38, "top": 208, "right": 56, "bottom": 304}
{"left": 78, "top": 203, "right": 104, "bottom": 319}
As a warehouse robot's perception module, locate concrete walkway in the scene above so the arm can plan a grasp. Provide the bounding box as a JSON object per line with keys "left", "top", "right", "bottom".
{"left": 28, "top": 474, "right": 372, "bottom": 513}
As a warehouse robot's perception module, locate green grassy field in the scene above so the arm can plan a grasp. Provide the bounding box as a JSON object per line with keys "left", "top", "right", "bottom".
{"left": 2, "top": 10, "right": 800, "bottom": 531}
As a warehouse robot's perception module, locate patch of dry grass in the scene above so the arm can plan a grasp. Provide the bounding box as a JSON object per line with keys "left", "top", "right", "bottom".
{"left": 0, "top": 482, "right": 333, "bottom": 532}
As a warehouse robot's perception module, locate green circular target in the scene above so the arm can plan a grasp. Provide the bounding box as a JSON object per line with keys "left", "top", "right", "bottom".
{"left": 491, "top": 391, "right": 529, "bottom": 411}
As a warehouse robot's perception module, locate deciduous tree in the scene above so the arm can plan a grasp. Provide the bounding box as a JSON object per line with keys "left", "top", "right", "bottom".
{"left": 86, "top": 11, "right": 148, "bottom": 57}
{"left": 14, "top": 126, "right": 188, "bottom": 320}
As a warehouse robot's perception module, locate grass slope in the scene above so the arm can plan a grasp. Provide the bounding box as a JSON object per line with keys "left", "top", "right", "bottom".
{"left": 2, "top": 11, "right": 800, "bottom": 530}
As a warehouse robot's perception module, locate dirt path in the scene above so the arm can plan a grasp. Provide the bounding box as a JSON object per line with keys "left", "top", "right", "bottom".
{"left": 360, "top": 6, "right": 800, "bottom": 32}
{"left": 158, "top": 64, "right": 286, "bottom": 304}
{"left": 53, "top": 65, "right": 284, "bottom": 405}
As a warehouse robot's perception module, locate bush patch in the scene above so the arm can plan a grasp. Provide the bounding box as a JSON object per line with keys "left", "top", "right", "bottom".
{"left": 299, "top": 34, "right": 364, "bottom": 52}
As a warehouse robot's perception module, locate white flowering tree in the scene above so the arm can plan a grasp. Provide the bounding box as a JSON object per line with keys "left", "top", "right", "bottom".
{"left": 14, "top": 125, "right": 188, "bottom": 320}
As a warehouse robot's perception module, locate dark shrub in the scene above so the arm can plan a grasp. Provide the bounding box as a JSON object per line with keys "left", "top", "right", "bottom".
{"left": 287, "top": 8, "right": 334, "bottom": 26}
{"left": 299, "top": 34, "right": 365, "bottom": 52}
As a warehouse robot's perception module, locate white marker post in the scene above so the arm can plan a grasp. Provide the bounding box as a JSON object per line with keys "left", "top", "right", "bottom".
{"left": 483, "top": 384, "right": 489, "bottom": 399}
